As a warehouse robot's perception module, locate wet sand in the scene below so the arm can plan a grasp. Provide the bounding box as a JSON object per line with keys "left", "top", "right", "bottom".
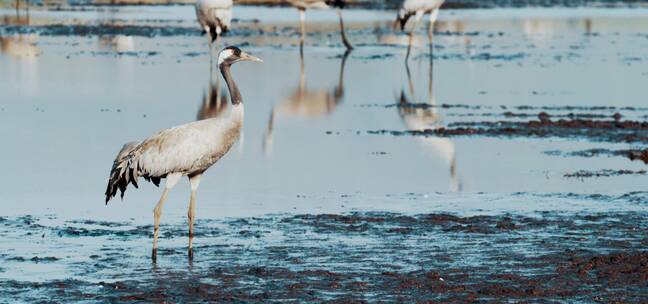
{"left": 1, "top": 2, "right": 647, "bottom": 302}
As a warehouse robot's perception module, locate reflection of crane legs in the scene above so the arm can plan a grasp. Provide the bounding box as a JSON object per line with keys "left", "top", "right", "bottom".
{"left": 262, "top": 109, "right": 275, "bottom": 156}
{"left": 15, "top": 0, "right": 30, "bottom": 22}
{"left": 263, "top": 50, "right": 350, "bottom": 156}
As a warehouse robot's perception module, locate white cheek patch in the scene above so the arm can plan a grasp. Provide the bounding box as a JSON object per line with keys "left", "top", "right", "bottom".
{"left": 217, "top": 49, "right": 234, "bottom": 65}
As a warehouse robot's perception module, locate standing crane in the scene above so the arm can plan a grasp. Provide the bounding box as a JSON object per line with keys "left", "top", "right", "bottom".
{"left": 105, "top": 46, "right": 262, "bottom": 262}
{"left": 288, "top": 0, "right": 354, "bottom": 52}
{"left": 195, "top": 0, "right": 233, "bottom": 63}
{"left": 394, "top": 0, "right": 445, "bottom": 60}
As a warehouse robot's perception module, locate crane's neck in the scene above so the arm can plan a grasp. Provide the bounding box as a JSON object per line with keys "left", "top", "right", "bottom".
{"left": 220, "top": 64, "right": 242, "bottom": 105}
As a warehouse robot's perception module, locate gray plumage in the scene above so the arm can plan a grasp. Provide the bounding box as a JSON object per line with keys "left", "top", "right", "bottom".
{"left": 195, "top": 0, "right": 233, "bottom": 42}
{"left": 105, "top": 108, "right": 243, "bottom": 204}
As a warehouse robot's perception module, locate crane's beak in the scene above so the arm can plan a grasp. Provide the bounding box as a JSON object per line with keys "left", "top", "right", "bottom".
{"left": 241, "top": 52, "right": 263, "bottom": 63}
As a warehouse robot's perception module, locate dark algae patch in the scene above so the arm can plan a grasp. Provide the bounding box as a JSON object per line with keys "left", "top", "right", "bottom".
{"left": 564, "top": 169, "right": 647, "bottom": 178}
{"left": 546, "top": 148, "right": 648, "bottom": 164}
{"left": 369, "top": 113, "right": 648, "bottom": 143}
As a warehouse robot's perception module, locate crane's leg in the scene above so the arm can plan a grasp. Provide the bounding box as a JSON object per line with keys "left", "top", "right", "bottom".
{"left": 336, "top": 8, "right": 353, "bottom": 51}
{"left": 187, "top": 174, "right": 202, "bottom": 260}
{"left": 406, "top": 11, "right": 423, "bottom": 61}
{"left": 428, "top": 8, "right": 440, "bottom": 42}
{"left": 152, "top": 172, "right": 182, "bottom": 262}
{"left": 299, "top": 9, "right": 306, "bottom": 55}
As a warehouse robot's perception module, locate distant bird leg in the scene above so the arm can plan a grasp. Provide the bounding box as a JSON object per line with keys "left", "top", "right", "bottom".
{"left": 406, "top": 11, "right": 423, "bottom": 61}
{"left": 152, "top": 172, "right": 182, "bottom": 262}
{"left": 299, "top": 9, "right": 306, "bottom": 52}
{"left": 336, "top": 8, "right": 353, "bottom": 50}
{"left": 205, "top": 26, "right": 214, "bottom": 67}
{"left": 334, "top": 49, "right": 351, "bottom": 99}
{"left": 206, "top": 26, "right": 221, "bottom": 68}
{"left": 187, "top": 174, "right": 202, "bottom": 260}
{"left": 428, "top": 8, "right": 440, "bottom": 40}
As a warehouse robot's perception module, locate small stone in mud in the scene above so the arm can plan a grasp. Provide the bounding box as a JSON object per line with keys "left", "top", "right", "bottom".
{"left": 537, "top": 112, "right": 551, "bottom": 122}
{"left": 612, "top": 112, "right": 623, "bottom": 121}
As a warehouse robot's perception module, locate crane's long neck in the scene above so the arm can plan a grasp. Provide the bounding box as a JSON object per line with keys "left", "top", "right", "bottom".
{"left": 220, "top": 63, "right": 242, "bottom": 105}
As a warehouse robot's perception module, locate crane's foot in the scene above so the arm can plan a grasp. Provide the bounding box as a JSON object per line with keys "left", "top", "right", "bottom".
{"left": 188, "top": 248, "right": 194, "bottom": 261}
{"left": 151, "top": 248, "right": 158, "bottom": 263}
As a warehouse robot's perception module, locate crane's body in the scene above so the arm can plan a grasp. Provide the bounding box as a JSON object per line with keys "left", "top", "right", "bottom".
{"left": 105, "top": 47, "right": 261, "bottom": 262}
{"left": 396, "top": 0, "right": 445, "bottom": 60}
{"left": 195, "top": 0, "right": 233, "bottom": 43}
{"left": 288, "top": 0, "right": 329, "bottom": 10}
{"left": 105, "top": 107, "right": 242, "bottom": 199}
{"left": 397, "top": 0, "right": 444, "bottom": 28}
{"left": 400, "top": 0, "right": 444, "bottom": 15}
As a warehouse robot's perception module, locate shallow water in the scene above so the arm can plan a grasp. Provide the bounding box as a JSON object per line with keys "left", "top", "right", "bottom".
{"left": 1, "top": 3, "right": 647, "bottom": 301}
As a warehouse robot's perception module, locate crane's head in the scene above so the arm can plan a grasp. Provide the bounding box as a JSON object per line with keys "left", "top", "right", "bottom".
{"left": 218, "top": 46, "right": 263, "bottom": 67}
{"left": 394, "top": 10, "right": 413, "bottom": 31}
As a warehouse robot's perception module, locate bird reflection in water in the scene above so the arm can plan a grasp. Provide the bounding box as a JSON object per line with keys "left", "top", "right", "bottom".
{"left": 96, "top": 7, "right": 135, "bottom": 53}
{"left": 263, "top": 50, "right": 350, "bottom": 155}
{"left": 196, "top": 77, "right": 229, "bottom": 121}
{"left": 398, "top": 50, "right": 462, "bottom": 192}
{"left": 0, "top": 34, "right": 39, "bottom": 58}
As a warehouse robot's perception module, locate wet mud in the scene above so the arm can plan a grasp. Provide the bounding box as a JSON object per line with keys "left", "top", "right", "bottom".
{"left": 1, "top": 211, "right": 646, "bottom": 302}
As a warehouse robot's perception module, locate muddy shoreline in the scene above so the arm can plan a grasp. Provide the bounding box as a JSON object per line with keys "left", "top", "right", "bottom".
{"left": 1, "top": 211, "right": 646, "bottom": 302}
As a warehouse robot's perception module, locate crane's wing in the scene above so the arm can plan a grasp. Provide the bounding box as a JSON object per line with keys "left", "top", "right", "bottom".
{"left": 105, "top": 120, "right": 229, "bottom": 203}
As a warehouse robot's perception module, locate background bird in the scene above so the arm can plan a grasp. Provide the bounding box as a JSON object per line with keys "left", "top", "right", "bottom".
{"left": 395, "top": 0, "right": 445, "bottom": 59}
{"left": 105, "top": 46, "right": 262, "bottom": 262}
{"left": 195, "top": 0, "right": 233, "bottom": 62}
{"left": 263, "top": 50, "right": 350, "bottom": 155}
{"left": 288, "top": 0, "right": 354, "bottom": 52}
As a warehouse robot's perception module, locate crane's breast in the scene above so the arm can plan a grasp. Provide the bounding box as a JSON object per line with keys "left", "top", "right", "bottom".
{"left": 186, "top": 106, "right": 243, "bottom": 174}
